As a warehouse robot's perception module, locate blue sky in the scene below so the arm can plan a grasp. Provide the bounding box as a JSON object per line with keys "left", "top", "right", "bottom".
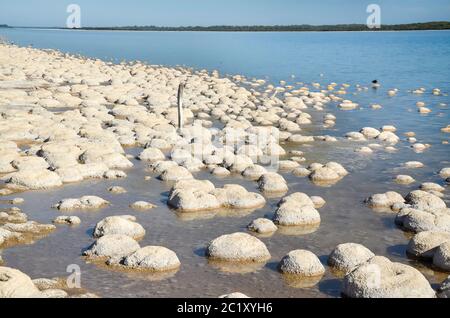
{"left": 1, "top": 0, "right": 449, "bottom": 27}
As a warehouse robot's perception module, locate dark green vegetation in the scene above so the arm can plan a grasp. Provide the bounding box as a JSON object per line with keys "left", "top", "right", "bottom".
{"left": 73, "top": 21, "right": 450, "bottom": 32}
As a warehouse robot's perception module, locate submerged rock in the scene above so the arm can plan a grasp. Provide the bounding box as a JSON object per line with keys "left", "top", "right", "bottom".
{"left": 219, "top": 292, "right": 250, "bottom": 298}
{"left": 108, "top": 186, "right": 127, "bottom": 194}
{"left": 53, "top": 196, "right": 109, "bottom": 211}
{"left": 52, "top": 216, "right": 81, "bottom": 225}
{"left": 130, "top": 201, "right": 156, "bottom": 210}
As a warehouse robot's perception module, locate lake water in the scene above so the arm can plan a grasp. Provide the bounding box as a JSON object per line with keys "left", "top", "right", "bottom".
{"left": 0, "top": 28, "right": 449, "bottom": 298}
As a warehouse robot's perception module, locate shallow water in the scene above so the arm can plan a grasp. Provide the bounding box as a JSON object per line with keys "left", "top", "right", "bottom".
{"left": 0, "top": 29, "right": 449, "bottom": 297}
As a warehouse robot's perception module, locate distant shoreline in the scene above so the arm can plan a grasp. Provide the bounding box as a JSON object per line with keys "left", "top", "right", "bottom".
{"left": 4, "top": 21, "right": 450, "bottom": 32}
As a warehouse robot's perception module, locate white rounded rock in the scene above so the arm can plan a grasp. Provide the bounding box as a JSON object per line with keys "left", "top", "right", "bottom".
{"left": 394, "top": 175, "right": 415, "bottom": 185}
{"left": 93, "top": 216, "right": 145, "bottom": 239}
{"left": 328, "top": 243, "right": 375, "bottom": 273}
{"left": 206, "top": 232, "right": 271, "bottom": 263}
{"left": 407, "top": 231, "right": 450, "bottom": 259}
{"left": 343, "top": 256, "right": 435, "bottom": 298}
{"left": 279, "top": 250, "right": 325, "bottom": 276}
{"left": 123, "top": 246, "right": 181, "bottom": 271}
{"left": 247, "top": 218, "right": 278, "bottom": 234}
{"left": 433, "top": 242, "right": 450, "bottom": 271}
{"left": 0, "top": 267, "right": 41, "bottom": 298}
{"left": 258, "top": 173, "right": 288, "bottom": 193}
{"left": 83, "top": 234, "right": 140, "bottom": 260}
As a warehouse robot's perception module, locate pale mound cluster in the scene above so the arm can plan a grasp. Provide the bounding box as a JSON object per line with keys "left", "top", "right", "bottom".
{"left": 83, "top": 216, "right": 179, "bottom": 273}
{"left": 0, "top": 207, "right": 55, "bottom": 249}
{"left": 0, "top": 266, "right": 97, "bottom": 298}
{"left": 168, "top": 180, "right": 266, "bottom": 212}
{"left": 293, "top": 162, "right": 348, "bottom": 186}
{"left": 272, "top": 192, "right": 324, "bottom": 228}
{"left": 327, "top": 243, "right": 435, "bottom": 298}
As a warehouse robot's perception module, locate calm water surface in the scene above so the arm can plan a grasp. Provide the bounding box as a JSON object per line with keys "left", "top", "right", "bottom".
{"left": 0, "top": 29, "right": 449, "bottom": 297}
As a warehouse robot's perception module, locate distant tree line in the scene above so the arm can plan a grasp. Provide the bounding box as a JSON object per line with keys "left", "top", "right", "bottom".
{"left": 0, "top": 24, "right": 10, "bottom": 28}
{"left": 73, "top": 22, "right": 450, "bottom": 32}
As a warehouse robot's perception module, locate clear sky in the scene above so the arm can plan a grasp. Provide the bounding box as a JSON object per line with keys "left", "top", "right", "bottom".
{"left": 1, "top": 0, "right": 449, "bottom": 27}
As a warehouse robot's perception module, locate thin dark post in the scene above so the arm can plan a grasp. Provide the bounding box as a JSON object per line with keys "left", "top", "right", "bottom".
{"left": 177, "top": 83, "right": 185, "bottom": 129}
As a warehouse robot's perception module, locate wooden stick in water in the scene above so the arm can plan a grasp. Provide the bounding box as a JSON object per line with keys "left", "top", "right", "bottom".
{"left": 177, "top": 83, "right": 185, "bottom": 129}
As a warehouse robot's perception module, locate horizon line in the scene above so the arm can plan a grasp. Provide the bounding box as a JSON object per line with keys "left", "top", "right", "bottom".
{"left": 3, "top": 21, "right": 450, "bottom": 30}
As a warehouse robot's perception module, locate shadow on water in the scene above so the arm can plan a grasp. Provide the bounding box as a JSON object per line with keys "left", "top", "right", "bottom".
{"left": 318, "top": 278, "right": 342, "bottom": 298}
{"left": 386, "top": 244, "right": 407, "bottom": 258}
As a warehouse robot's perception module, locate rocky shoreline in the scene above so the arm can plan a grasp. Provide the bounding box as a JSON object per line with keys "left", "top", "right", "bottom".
{"left": 0, "top": 43, "right": 449, "bottom": 298}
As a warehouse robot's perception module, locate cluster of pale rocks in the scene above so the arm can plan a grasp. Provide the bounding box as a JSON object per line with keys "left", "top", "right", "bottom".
{"left": 0, "top": 43, "right": 355, "bottom": 201}
{"left": 366, "top": 178, "right": 450, "bottom": 272}
{"left": 0, "top": 266, "right": 97, "bottom": 298}
{"left": 0, "top": 205, "right": 56, "bottom": 251}
{"left": 345, "top": 125, "right": 432, "bottom": 154}
{"left": 0, "top": 43, "right": 448, "bottom": 298}
{"left": 83, "top": 215, "right": 181, "bottom": 273}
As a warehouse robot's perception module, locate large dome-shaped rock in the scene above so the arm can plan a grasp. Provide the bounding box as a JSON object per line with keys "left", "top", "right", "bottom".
{"left": 0, "top": 267, "right": 40, "bottom": 298}
{"left": 138, "top": 147, "right": 165, "bottom": 162}
{"left": 5, "top": 169, "right": 62, "bottom": 190}
{"left": 206, "top": 232, "right": 271, "bottom": 263}
{"left": 122, "top": 246, "right": 181, "bottom": 272}
{"left": 328, "top": 243, "right": 375, "bottom": 273}
{"left": 405, "top": 190, "right": 446, "bottom": 213}
{"left": 213, "top": 185, "right": 266, "bottom": 209}
{"left": 343, "top": 256, "right": 435, "bottom": 298}
{"left": 407, "top": 231, "right": 450, "bottom": 259}
{"left": 396, "top": 208, "right": 450, "bottom": 233}
{"left": 258, "top": 173, "right": 288, "bottom": 194}
{"left": 278, "top": 250, "right": 325, "bottom": 277}
{"left": 93, "top": 216, "right": 145, "bottom": 239}
{"left": 433, "top": 242, "right": 450, "bottom": 271}
{"left": 273, "top": 193, "right": 320, "bottom": 226}
{"left": 158, "top": 165, "right": 193, "bottom": 181}
{"left": 83, "top": 234, "right": 140, "bottom": 260}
